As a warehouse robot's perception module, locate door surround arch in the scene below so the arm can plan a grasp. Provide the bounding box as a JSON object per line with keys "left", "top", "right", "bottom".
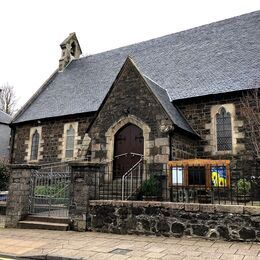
{"left": 105, "top": 115, "right": 151, "bottom": 181}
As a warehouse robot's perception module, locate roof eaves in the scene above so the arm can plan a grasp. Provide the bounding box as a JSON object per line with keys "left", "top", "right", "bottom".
{"left": 0, "top": 110, "right": 12, "bottom": 124}
{"left": 12, "top": 69, "right": 59, "bottom": 124}
{"left": 142, "top": 74, "right": 199, "bottom": 137}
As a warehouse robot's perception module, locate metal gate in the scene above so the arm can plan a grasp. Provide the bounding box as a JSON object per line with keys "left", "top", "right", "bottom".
{"left": 29, "top": 164, "right": 71, "bottom": 218}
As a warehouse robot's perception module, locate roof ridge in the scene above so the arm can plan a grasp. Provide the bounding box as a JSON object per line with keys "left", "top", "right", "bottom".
{"left": 13, "top": 10, "right": 260, "bottom": 123}
{"left": 78, "top": 10, "right": 260, "bottom": 60}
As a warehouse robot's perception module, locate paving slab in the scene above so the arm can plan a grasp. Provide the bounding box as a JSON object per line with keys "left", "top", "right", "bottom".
{"left": 0, "top": 228, "right": 259, "bottom": 259}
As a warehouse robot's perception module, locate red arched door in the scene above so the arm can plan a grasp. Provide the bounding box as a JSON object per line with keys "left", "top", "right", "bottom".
{"left": 113, "top": 124, "right": 144, "bottom": 178}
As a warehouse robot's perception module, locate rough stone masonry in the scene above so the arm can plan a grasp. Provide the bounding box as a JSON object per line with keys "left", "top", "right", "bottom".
{"left": 87, "top": 200, "right": 260, "bottom": 242}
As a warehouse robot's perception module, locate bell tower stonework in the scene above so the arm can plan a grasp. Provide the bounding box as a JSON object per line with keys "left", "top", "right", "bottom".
{"left": 59, "top": 32, "right": 82, "bottom": 71}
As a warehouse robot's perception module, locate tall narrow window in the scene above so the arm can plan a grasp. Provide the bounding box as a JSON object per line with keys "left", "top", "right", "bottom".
{"left": 65, "top": 125, "right": 75, "bottom": 158}
{"left": 216, "top": 107, "right": 232, "bottom": 151}
{"left": 30, "top": 130, "right": 40, "bottom": 160}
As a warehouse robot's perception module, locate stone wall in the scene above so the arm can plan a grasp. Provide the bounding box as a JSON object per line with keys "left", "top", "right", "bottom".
{"left": 69, "top": 163, "right": 105, "bottom": 231}
{"left": 87, "top": 200, "right": 260, "bottom": 242}
{"left": 175, "top": 91, "right": 249, "bottom": 159}
{"left": 5, "top": 165, "right": 38, "bottom": 228}
{"left": 12, "top": 113, "right": 94, "bottom": 164}
{"left": 171, "top": 131, "right": 198, "bottom": 160}
{"left": 88, "top": 58, "right": 178, "bottom": 167}
{"left": 175, "top": 91, "right": 259, "bottom": 177}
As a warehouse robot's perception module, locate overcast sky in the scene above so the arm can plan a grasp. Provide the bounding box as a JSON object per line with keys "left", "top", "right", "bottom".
{"left": 1, "top": 0, "right": 260, "bottom": 109}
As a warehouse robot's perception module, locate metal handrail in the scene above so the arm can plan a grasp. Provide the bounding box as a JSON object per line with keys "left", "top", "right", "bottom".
{"left": 122, "top": 158, "right": 143, "bottom": 200}
{"left": 115, "top": 152, "right": 144, "bottom": 159}
{"left": 114, "top": 153, "right": 128, "bottom": 159}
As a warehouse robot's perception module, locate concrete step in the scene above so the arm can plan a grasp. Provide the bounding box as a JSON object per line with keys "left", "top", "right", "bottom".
{"left": 19, "top": 220, "right": 69, "bottom": 231}
{"left": 25, "top": 215, "right": 71, "bottom": 224}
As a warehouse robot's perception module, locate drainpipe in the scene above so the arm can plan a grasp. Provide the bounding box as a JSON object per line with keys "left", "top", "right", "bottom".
{"left": 9, "top": 125, "right": 16, "bottom": 164}
{"left": 169, "top": 131, "right": 173, "bottom": 161}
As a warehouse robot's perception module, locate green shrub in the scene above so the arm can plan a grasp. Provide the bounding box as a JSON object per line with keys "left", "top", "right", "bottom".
{"left": 237, "top": 178, "right": 251, "bottom": 195}
{"left": 140, "top": 176, "right": 160, "bottom": 197}
{"left": 35, "top": 184, "right": 69, "bottom": 198}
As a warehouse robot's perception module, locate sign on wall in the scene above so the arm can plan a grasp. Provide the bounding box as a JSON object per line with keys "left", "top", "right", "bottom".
{"left": 211, "top": 166, "right": 227, "bottom": 187}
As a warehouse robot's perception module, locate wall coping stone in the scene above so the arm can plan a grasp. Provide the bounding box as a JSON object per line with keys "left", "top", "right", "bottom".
{"left": 10, "top": 164, "right": 41, "bottom": 170}
{"left": 215, "top": 204, "right": 244, "bottom": 214}
{"left": 244, "top": 206, "right": 260, "bottom": 216}
{"left": 89, "top": 200, "right": 260, "bottom": 215}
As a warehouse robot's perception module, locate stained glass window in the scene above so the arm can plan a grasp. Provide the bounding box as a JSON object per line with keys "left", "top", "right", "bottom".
{"left": 65, "top": 125, "right": 75, "bottom": 158}
{"left": 216, "top": 107, "right": 232, "bottom": 151}
{"left": 211, "top": 166, "right": 227, "bottom": 187}
{"left": 30, "top": 130, "right": 40, "bottom": 160}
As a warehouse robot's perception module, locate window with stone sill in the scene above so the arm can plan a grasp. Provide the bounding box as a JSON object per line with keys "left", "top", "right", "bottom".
{"left": 30, "top": 130, "right": 40, "bottom": 161}
{"left": 216, "top": 107, "right": 232, "bottom": 151}
{"left": 65, "top": 125, "right": 75, "bottom": 158}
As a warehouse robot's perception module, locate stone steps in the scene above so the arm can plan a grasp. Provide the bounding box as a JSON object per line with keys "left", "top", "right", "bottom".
{"left": 19, "top": 220, "right": 69, "bottom": 231}
{"left": 18, "top": 215, "right": 71, "bottom": 231}
{"left": 25, "top": 215, "right": 71, "bottom": 224}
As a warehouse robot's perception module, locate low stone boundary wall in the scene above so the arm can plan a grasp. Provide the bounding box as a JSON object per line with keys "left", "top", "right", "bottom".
{"left": 87, "top": 200, "right": 260, "bottom": 242}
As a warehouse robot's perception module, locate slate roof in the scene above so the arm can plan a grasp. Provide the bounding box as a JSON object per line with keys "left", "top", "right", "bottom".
{"left": 13, "top": 10, "right": 260, "bottom": 123}
{"left": 143, "top": 75, "right": 197, "bottom": 135}
{"left": 0, "top": 110, "right": 11, "bottom": 125}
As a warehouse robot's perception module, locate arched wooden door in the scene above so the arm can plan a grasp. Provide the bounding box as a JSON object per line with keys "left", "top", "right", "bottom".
{"left": 113, "top": 124, "right": 144, "bottom": 178}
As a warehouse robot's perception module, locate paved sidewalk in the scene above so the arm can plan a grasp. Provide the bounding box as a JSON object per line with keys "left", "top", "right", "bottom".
{"left": 0, "top": 229, "right": 259, "bottom": 260}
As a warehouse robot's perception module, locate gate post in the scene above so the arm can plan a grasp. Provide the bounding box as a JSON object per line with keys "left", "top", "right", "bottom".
{"left": 5, "top": 164, "right": 40, "bottom": 228}
{"left": 69, "top": 162, "right": 104, "bottom": 232}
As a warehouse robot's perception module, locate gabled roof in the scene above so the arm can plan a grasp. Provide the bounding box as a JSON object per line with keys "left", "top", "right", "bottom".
{"left": 143, "top": 75, "right": 197, "bottom": 136}
{"left": 13, "top": 10, "right": 260, "bottom": 123}
{"left": 87, "top": 56, "right": 198, "bottom": 136}
{"left": 0, "top": 110, "right": 12, "bottom": 124}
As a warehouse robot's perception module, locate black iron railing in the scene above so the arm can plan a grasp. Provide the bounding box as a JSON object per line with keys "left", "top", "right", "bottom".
{"left": 90, "top": 162, "right": 260, "bottom": 206}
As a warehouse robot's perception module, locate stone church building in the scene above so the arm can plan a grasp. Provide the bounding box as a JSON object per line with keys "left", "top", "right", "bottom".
{"left": 10, "top": 11, "right": 260, "bottom": 178}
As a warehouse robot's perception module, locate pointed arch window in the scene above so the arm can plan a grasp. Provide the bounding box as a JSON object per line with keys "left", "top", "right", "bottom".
{"left": 216, "top": 107, "right": 232, "bottom": 151}
{"left": 30, "top": 130, "right": 40, "bottom": 160}
{"left": 65, "top": 125, "right": 75, "bottom": 158}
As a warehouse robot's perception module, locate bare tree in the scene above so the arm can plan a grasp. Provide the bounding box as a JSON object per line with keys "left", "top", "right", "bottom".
{"left": 241, "top": 89, "right": 260, "bottom": 159}
{"left": 0, "top": 83, "right": 17, "bottom": 115}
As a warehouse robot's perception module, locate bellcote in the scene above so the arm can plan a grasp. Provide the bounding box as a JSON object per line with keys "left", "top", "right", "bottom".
{"left": 59, "top": 32, "right": 82, "bottom": 71}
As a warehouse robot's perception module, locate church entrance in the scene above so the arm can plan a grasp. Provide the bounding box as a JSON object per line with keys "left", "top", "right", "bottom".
{"left": 113, "top": 123, "right": 144, "bottom": 178}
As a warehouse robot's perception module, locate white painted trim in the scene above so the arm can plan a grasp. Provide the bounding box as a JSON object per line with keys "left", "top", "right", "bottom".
{"left": 60, "top": 122, "right": 79, "bottom": 161}
{"left": 25, "top": 126, "right": 43, "bottom": 162}
{"left": 206, "top": 103, "right": 244, "bottom": 155}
